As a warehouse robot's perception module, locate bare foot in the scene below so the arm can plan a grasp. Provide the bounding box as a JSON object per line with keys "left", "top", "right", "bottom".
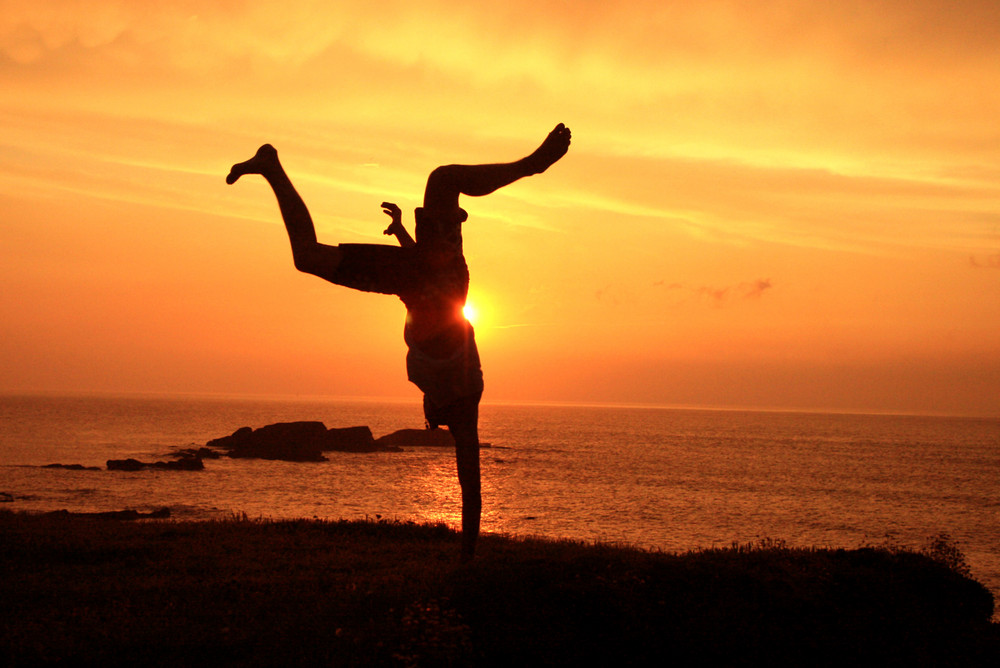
{"left": 226, "top": 144, "right": 279, "bottom": 184}
{"left": 523, "top": 123, "right": 572, "bottom": 175}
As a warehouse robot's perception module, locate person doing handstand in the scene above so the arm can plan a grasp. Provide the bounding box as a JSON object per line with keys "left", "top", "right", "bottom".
{"left": 226, "top": 124, "right": 571, "bottom": 560}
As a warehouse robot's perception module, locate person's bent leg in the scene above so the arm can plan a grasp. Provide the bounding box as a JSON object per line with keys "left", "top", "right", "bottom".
{"left": 423, "top": 124, "right": 571, "bottom": 211}
{"left": 449, "top": 418, "right": 482, "bottom": 562}
{"left": 227, "top": 145, "right": 344, "bottom": 281}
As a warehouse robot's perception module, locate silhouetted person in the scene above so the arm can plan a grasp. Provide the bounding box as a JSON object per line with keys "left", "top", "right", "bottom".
{"left": 226, "top": 124, "right": 571, "bottom": 560}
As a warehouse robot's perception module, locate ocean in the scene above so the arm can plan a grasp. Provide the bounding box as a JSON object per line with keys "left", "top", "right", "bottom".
{"left": 2, "top": 393, "right": 998, "bottom": 606}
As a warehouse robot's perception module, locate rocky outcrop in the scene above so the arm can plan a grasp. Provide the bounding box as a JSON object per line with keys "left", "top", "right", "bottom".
{"left": 43, "top": 463, "right": 102, "bottom": 471}
{"left": 322, "top": 426, "right": 381, "bottom": 452}
{"left": 107, "top": 456, "right": 205, "bottom": 471}
{"left": 205, "top": 421, "right": 382, "bottom": 461}
{"left": 375, "top": 428, "right": 456, "bottom": 448}
{"left": 374, "top": 428, "right": 491, "bottom": 448}
{"left": 172, "top": 447, "right": 223, "bottom": 460}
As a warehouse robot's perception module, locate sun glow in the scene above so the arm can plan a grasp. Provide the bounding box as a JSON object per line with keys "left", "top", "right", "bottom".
{"left": 462, "top": 302, "right": 479, "bottom": 325}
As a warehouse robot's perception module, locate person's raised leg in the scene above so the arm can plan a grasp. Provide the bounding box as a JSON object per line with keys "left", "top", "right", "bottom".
{"left": 227, "top": 144, "right": 343, "bottom": 281}
{"left": 423, "top": 123, "right": 572, "bottom": 212}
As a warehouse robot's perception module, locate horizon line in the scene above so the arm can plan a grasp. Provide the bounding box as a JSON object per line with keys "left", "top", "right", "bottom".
{"left": 2, "top": 388, "right": 996, "bottom": 420}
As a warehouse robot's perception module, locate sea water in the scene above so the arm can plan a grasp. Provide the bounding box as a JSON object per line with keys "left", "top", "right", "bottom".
{"left": 1, "top": 393, "right": 998, "bottom": 605}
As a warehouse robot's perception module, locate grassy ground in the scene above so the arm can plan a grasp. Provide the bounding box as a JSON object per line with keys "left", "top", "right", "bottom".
{"left": 1, "top": 511, "right": 997, "bottom": 666}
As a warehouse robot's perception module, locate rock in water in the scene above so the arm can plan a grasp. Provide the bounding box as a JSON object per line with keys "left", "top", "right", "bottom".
{"left": 207, "top": 421, "right": 329, "bottom": 461}
{"left": 163, "top": 456, "right": 205, "bottom": 471}
{"left": 107, "top": 457, "right": 204, "bottom": 471}
{"left": 375, "top": 428, "right": 455, "bottom": 448}
{"left": 205, "top": 421, "right": 383, "bottom": 460}
{"left": 323, "top": 425, "right": 378, "bottom": 452}
{"left": 373, "top": 428, "right": 492, "bottom": 448}
{"left": 43, "top": 463, "right": 102, "bottom": 471}
{"left": 107, "top": 458, "right": 147, "bottom": 471}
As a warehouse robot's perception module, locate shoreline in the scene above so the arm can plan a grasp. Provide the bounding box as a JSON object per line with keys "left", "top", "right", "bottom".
{"left": 2, "top": 511, "right": 997, "bottom": 666}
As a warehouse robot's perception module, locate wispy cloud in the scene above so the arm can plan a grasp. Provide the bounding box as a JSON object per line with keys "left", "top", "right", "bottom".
{"left": 969, "top": 253, "right": 1000, "bottom": 269}
{"left": 654, "top": 278, "right": 773, "bottom": 305}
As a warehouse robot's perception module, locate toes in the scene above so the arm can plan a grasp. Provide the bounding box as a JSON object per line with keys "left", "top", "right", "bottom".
{"left": 225, "top": 145, "right": 278, "bottom": 184}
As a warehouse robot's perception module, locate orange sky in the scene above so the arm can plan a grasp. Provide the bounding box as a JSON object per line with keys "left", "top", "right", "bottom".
{"left": 2, "top": 1, "right": 998, "bottom": 416}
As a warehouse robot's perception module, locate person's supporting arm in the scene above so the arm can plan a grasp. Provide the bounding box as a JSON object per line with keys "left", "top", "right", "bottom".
{"left": 382, "top": 202, "right": 415, "bottom": 247}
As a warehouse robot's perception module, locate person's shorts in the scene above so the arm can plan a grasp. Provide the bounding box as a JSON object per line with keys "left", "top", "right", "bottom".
{"left": 330, "top": 243, "right": 417, "bottom": 297}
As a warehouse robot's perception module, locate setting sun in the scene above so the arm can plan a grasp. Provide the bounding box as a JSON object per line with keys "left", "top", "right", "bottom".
{"left": 462, "top": 302, "right": 479, "bottom": 326}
